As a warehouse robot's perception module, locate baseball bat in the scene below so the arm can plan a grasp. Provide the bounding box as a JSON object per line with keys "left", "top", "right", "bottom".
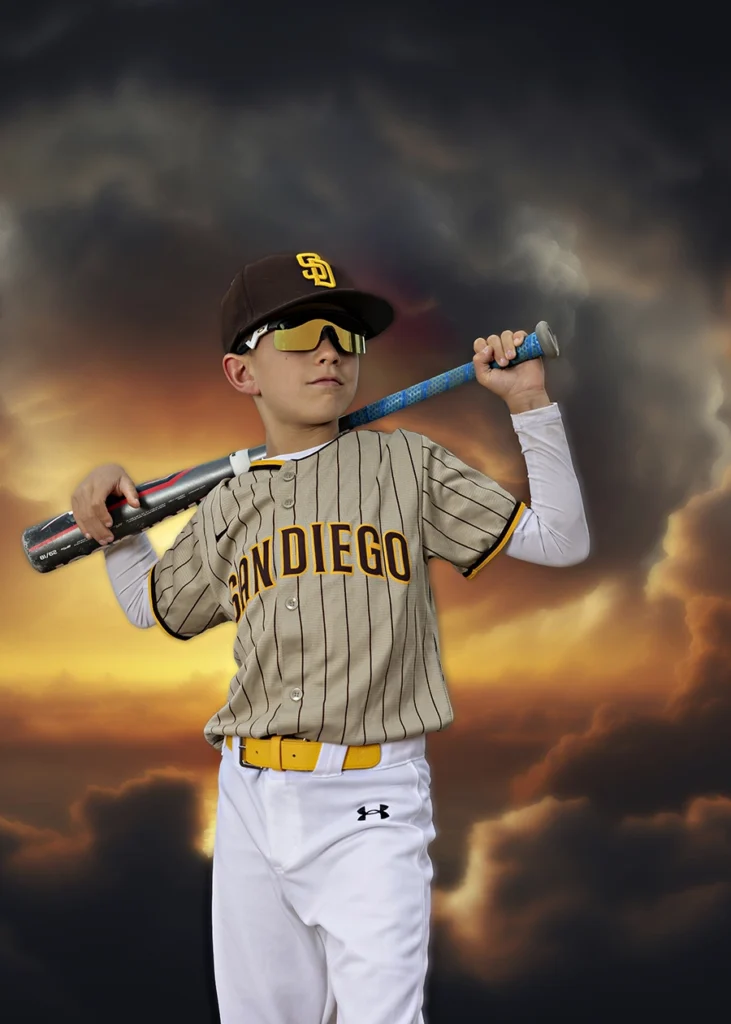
{"left": 22, "top": 321, "right": 558, "bottom": 573}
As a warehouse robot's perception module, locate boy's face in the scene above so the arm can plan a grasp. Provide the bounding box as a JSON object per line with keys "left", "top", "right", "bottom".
{"left": 227, "top": 318, "right": 360, "bottom": 431}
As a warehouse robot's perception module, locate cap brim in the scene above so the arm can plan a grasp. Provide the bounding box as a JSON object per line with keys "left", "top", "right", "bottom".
{"left": 244, "top": 289, "right": 395, "bottom": 344}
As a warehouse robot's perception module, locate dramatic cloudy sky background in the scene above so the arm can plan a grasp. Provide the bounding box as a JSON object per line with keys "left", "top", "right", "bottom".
{"left": 2, "top": 2, "right": 731, "bottom": 1021}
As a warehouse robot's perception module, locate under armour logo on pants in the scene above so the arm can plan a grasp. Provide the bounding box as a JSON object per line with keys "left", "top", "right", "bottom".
{"left": 357, "top": 805, "right": 390, "bottom": 821}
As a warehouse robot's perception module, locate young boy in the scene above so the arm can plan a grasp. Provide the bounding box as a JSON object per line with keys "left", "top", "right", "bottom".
{"left": 71, "top": 251, "right": 589, "bottom": 1024}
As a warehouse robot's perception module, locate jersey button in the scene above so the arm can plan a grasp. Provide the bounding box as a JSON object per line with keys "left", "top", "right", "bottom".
{"left": 282, "top": 469, "right": 295, "bottom": 481}
{"left": 282, "top": 496, "right": 294, "bottom": 508}
{"left": 285, "top": 597, "right": 298, "bottom": 611}
{"left": 290, "top": 688, "right": 303, "bottom": 702}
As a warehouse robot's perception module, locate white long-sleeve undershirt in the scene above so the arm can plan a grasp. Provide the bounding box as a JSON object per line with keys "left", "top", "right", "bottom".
{"left": 103, "top": 403, "right": 589, "bottom": 628}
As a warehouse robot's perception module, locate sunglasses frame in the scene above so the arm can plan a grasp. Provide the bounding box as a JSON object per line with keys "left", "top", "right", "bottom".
{"left": 233, "top": 311, "right": 368, "bottom": 356}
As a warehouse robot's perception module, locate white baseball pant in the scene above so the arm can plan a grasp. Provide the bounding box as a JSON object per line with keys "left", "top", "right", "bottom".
{"left": 212, "top": 735, "right": 436, "bottom": 1024}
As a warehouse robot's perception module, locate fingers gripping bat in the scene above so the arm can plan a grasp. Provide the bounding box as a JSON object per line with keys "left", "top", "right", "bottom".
{"left": 22, "top": 323, "right": 559, "bottom": 573}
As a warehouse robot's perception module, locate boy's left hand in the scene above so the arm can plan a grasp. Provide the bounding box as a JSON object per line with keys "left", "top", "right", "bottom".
{"left": 473, "top": 330, "right": 550, "bottom": 412}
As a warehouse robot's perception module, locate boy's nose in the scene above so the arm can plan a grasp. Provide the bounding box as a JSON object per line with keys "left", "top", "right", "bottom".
{"left": 317, "top": 327, "right": 342, "bottom": 356}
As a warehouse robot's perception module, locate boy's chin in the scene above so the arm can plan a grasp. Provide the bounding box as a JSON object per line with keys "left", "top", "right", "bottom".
{"left": 302, "top": 396, "right": 354, "bottom": 418}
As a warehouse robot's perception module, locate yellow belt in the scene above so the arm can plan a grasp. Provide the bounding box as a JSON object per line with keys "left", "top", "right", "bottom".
{"left": 225, "top": 734, "right": 381, "bottom": 771}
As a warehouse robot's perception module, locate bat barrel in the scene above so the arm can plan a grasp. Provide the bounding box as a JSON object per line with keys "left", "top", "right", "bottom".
{"left": 23, "top": 457, "right": 234, "bottom": 573}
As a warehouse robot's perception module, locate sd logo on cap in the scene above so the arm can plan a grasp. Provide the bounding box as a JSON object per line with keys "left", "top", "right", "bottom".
{"left": 296, "top": 253, "right": 337, "bottom": 289}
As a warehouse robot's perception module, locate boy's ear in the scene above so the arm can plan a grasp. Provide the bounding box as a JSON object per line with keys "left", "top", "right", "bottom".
{"left": 222, "top": 353, "right": 261, "bottom": 396}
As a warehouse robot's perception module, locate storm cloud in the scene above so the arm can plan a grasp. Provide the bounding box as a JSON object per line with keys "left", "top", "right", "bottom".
{"left": 431, "top": 792, "right": 731, "bottom": 1020}
{"left": 515, "top": 474, "right": 731, "bottom": 815}
{"left": 0, "top": 770, "right": 218, "bottom": 1023}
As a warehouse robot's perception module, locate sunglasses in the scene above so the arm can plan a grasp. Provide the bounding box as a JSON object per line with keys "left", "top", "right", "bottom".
{"left": 234, "top": 310, "right": 368, "bottom": 356}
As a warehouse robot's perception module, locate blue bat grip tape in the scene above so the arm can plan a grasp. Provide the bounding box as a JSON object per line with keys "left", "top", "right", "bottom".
{"left": 341, "top": 328, "right": 548, "bottom": 430}
{"left": 344, "top": 362, "right": 478, "bottom": 428}
{"left": 488, "top": 330, "right": 540, "bottom": 369}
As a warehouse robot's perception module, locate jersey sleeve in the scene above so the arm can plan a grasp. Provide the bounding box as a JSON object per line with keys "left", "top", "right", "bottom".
{"left": 148, "top": 509, "right": 229, "bottom": 641}
{"left": 421, "top": 434, "right": 527, "bottom": 579}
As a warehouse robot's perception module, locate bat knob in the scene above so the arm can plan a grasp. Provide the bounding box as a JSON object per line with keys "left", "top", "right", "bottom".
{"left": 535, "top": 321, "right": 560, "bottom": 359}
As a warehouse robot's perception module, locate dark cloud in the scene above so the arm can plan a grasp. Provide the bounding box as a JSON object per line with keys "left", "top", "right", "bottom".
{"left": 422, "top": 689, "right": 601, "bottom": 887}
{"left": 11, "top": 188, "right": 244, "bottom": 362}
{"left": 0, "top": 665, "right": 235, "bottom": 835}
{"left": 0, "top": 770, "right": 219, "bottom": 1023}
{"left": 657, "top": 473, "right": 731, "bottom": 601}
{"left": 1, "top": 2, "right": 728, "bottom": 329}
{"left": 430, "top": 793, "right": 731, "bottom": 1021}
{"left": 516, "top": 597, "right": 731, "bottom": 816}
{"left": 0, "top": 722, "right": 218, "bottom": 833}
{"left": 515, "top": 478, "right": 731, "bottom": 816}
{"left": 553, "top": 298, "right": 719, "bottom": 572}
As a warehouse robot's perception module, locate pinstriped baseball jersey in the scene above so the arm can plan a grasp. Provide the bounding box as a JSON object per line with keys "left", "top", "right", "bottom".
{"left": 148, "top": 427, "right": 525, "bottom": 749}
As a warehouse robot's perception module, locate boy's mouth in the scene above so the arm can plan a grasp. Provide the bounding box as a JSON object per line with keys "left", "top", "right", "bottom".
{"left": 308, "top": 376, "right": 343, "bottom": 387}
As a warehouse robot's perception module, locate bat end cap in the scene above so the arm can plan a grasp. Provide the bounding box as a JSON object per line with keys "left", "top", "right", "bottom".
{"left": 535, "top": 321, "right": 560, "bottom": 359}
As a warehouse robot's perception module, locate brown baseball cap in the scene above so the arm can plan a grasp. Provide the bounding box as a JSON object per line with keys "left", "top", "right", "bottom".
{"left": 221, "top": 251, "right": 395, "bottom": 353}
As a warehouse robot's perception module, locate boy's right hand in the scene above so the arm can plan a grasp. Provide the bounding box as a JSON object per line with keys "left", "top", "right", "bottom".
{"left": 71, "top": 464, "right": 140, "bottom": 546}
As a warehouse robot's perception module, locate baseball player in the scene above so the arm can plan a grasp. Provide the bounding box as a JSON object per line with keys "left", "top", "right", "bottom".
{"left": 70, "top": 252, "right": 590, "bottom": 1024}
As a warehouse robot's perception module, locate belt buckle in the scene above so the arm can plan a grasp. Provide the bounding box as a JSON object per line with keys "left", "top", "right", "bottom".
{"left": 239, "top": 739, "right": 263, "bottom": 771}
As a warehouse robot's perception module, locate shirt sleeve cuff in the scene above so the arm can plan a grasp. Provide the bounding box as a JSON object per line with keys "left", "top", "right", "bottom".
{"left": 462, "top": 500, "right": 528, "bottom": 579}
{"left": 510, "top": 402, "right": 562, "bottom": 429}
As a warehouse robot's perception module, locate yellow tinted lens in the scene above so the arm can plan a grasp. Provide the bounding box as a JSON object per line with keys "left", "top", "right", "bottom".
{"left": 272, "top": 320, "right": 322, "bottom": 350}
{"left": 273, "top": 320, "right": 366, "bottom": 354}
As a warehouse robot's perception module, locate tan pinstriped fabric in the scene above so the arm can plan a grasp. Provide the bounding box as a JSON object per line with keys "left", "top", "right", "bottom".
{"left": 149, "top": 428, "right": 525, "bottom": 749}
